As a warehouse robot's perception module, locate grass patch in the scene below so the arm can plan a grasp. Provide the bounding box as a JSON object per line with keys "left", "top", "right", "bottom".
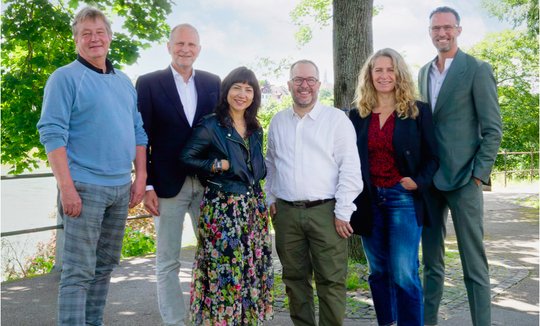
{"left": 515, "top": 195, "right": 540, "bottom": 209}
{"left": 1, "top": 237, "right": 56, "bottom": 281}
{"left": 346, "top": 261, "right": 369, "bottom": 291}
{"left": 272, "top": 259, "right": 370, "bottom": 312}
{"left": 3, "top": 205, "right": 157, "bottom": 281}
{"left": 444, "top": 249, "right": 460, "bottom": 260}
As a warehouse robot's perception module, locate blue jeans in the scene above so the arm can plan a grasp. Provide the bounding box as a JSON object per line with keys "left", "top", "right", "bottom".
{"left": 362, "top": 183, "right": 423, "bottom": 326}
{"left": 58, "top": 181, "right": 131, "bottom": 326}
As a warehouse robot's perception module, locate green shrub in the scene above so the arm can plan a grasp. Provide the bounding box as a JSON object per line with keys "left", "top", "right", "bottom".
{"left": 121, "top": 225, "right": 156, "bottom": 258}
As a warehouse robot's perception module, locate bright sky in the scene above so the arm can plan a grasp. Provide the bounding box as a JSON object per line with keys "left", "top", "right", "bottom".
{"left": 122, "top": 0, "right": 511, "bottom": 84}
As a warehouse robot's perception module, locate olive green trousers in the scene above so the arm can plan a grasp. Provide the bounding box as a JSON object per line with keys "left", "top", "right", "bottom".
{"left": 273, "top": 199, "right": 348, "bottom": 326}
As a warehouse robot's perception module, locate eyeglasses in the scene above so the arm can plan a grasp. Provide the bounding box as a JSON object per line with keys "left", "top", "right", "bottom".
{"left": 291, "top": 77, "right": 319, "bottom": 86}
{"left": 429, "top": 25, "right": 459, "bottom": 33}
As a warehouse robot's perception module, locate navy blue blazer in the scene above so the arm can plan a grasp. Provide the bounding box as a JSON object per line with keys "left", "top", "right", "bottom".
{"left": 349, "top": 101, "right": 439, "bottom": 236}
{"left": 136, "top": 68, "right": 220, "bottom": 198}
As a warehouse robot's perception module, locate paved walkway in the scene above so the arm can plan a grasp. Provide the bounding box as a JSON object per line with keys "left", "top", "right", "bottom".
{"left": 2, "top": 187, "right": 538, "bottom": 325}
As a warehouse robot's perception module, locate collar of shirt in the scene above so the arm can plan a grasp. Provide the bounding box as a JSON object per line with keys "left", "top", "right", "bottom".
{"left": 170, "top": 65, "right": 196, "bottom": 83}
{"left": 265, "top": 102, "right": 363, "bottom": 220}
{"left": 428, "top": 57, "right": 454, "bottom": 111}
{"left": 430, "top": 57, "right": 454, "bottom": 74}
{"left": 77, "top": 55, "right": 115, "bottom": 74}
{"left": 170, "top": 65, "right": 198, "bottom": 126}
{"left": 291, "top": 101, "right": 323, "bottom": 120}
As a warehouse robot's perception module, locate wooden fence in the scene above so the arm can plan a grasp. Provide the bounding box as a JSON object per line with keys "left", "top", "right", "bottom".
{"left": 491, "top": 150, "right": 539, "bottom": 187}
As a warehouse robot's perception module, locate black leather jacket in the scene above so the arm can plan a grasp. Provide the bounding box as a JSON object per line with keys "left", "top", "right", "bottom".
{"left": 179, "top": 114, "right": 266, "bottom": 195}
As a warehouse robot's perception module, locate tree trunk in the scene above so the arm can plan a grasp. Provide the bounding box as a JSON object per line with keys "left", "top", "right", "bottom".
{"left": 333, "top": 0, "right": 373, "bottom": 110}
{"left": 333, "top": 0, "right": 373, "bottom": 259}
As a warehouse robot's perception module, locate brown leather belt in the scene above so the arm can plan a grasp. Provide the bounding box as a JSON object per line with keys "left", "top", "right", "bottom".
{"left": 279, "top": 198, "right": 334, "bottom": 209}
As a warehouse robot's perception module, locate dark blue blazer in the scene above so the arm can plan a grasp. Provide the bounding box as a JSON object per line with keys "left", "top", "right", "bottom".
{"left": 349, "top": 101, "right": 439, "bottom": 235}
{"left": 136, "top": 68, "right": 220, "bottom": 198}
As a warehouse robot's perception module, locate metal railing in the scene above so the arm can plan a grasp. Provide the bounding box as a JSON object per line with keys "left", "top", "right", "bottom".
{"left": 1, "top": 172, "right": 152, "bottom": 238}
{"left": 0, "top": 214, "right": 152, "bottom": 237}
{"left": 1, "top": 150, "right": 538, "bottom": 269}
{"left": 1, "top": 172, "right": 153, "bottom": 271}
{"left": 2, "top": 150, "right": 539, "bottom": 238}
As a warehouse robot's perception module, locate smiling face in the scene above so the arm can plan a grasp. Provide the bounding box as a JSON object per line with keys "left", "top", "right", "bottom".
{"left": 168, "top": 26, "right": 201, "bottom": 73}
{"left": 227, "top": 82, "right": 254, "bottom": 114}
{"left": 371, "top": 56, "right": 395, "bottom": 95}
{"left": 288, "top": 62, "right": 320, "bottom": 110}
{"left": 430, "top": 12, "right": 461, "bottom": 55}
{"left": 74, "top": 18, "right": 112, "bottom": 66}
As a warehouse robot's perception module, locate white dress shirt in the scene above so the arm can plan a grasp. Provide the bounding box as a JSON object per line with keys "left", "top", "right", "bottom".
{"left": 171, "top": 65, "right": 198, "bottom": 126}
{"left": 265, "top": 102, "right": 363, "bottom": 221}
{"left": 429, "top": 58, "right": 454, "bottom": 111}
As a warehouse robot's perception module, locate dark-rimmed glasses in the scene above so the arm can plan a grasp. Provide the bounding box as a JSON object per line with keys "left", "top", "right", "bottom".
{"left": 291, "top": 77, "right": 319, "bottom": 86}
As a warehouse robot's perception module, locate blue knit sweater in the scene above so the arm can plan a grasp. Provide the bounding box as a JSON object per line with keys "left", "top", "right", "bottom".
{"left": 37, "top": 60, "right": 147, "bottom": 186}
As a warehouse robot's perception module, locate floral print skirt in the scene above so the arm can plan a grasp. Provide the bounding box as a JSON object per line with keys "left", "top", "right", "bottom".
{"left": 190, "top": 187, "right": 274, "bottom": 325}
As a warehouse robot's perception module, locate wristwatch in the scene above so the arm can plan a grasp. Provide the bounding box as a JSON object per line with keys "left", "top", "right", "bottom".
{"left": 213, "top": 159, "right": 223, "bottom": 173}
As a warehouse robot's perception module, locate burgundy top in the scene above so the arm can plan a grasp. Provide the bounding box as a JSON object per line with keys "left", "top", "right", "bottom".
{"left": 368, "top": 112, "right": 403, "bottom": 187}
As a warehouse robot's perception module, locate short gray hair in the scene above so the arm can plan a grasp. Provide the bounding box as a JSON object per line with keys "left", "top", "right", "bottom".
{"left": 72, "top": 7, "right": 112, "bottom": 38}
{"left": 289, "top": 59, "right": 319, "bottom": 79}
{"left": 169, "top": 24, "right": 200, "bottom": 44}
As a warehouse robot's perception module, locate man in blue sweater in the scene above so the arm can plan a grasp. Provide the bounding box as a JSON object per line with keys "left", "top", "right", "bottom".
{"left": 37, "top": 7, "right": 147, "bottom": 326}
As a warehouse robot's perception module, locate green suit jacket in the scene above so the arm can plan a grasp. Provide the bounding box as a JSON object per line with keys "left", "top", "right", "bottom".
{"left": 418, "top": 49, "right": 502, "bottom": 191}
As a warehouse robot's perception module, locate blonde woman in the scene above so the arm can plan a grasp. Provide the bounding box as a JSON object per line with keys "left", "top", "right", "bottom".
{"left": 349, "top": 48, "right": 438, "bottom": 326}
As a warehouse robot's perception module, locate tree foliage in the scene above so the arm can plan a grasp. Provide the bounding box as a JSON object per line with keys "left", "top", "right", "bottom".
{"left": 1, "top": 0, "right": 173, "bottom": 174}
{"left": 481, "top": 0, "right": 539, "bottom": 37}
{"left": 290, "top": 0, "right": 332, "bottom": 46}
{"left": 479, "top": 0, "right": 539, "bottom": 173}
{"left": 290, "top": 0, "right": 375, "bottom": 109}
{"left": 468, "top": 30, "right": 539, "bottom": 171}
{"left": 290, "top": 0, "right": 381, "bottom": 46}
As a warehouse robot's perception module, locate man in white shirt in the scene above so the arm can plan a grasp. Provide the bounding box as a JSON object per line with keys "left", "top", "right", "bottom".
{"left": 265, "top": 59, "right": 363, "bottom": 325}
{"left": 136, "top": 24, "right": 220, "bottom": 326}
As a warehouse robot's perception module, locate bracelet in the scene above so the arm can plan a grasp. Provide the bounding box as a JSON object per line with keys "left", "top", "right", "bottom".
{"left": 213, "top": 159, "right": 223, "bottom": 173}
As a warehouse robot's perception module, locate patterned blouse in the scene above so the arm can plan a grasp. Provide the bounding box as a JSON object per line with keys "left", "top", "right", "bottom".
{"left": 368, "top": 112, "right": 403, "bottom": 188}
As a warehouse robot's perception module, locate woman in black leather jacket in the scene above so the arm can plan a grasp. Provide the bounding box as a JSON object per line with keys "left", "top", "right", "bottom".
{"left": 180, "top": 67, "right": 273, "bottom": 325}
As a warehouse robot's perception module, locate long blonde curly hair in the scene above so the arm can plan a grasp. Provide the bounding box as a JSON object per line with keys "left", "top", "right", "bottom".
{"left": 353, "top": 48, "right": 419, "bottom": 119}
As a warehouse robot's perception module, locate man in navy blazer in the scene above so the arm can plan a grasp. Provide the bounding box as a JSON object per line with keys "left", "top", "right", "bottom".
{"left": 418, "top": 7, "right": 502, "bottom": 326}
{"left": 136, "top": 24, "right": 220, "bottom": 326}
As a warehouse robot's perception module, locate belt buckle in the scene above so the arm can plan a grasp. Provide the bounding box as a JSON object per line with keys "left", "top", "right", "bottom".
{"left": 292, "top": 201, "right": 307, "bottom": 208}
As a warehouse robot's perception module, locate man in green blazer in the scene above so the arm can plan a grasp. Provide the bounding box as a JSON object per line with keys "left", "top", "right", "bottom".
{"left": 418, "top": 6, "right": 502, "bottom": 326}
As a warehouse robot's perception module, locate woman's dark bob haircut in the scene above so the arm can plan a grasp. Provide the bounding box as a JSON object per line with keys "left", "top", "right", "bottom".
{"left": 215, "top": 66, "right": 261, "bottom": 135}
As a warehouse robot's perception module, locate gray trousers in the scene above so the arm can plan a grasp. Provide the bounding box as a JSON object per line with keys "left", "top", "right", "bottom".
{"left": 154, "top": 176, "right": 203, "bottom": 326}
{"left": 422, "top": 178, "right": 491, "bottom": 326}
{"left": 58, "top": 181, "right": 131, "bottom": 326}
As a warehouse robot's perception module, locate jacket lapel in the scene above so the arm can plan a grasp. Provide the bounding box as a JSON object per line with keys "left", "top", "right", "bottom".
{"left": 393, "top": 114, "right": 405, "bottom": 152}
{"left": 358, "top": 114, "right": 371, "bottom": 185}
{"left": 433, "top": 49, "right": 467, "bottom": 116}
{"left": 159, "top": 67, "right": 189, "bottom": 125}
{"left": 419, "top": 62, "right": 431, "bottom": 103}
{"left": 193, "top": 71, "right": 209, "bottom": 124}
